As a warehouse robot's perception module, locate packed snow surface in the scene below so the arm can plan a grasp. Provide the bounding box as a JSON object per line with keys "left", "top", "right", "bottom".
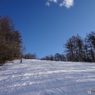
{"left": 0, "top": 59, "right": 95, "bottom": 95}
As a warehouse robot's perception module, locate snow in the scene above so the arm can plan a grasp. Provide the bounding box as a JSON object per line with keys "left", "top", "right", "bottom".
{"left": 0, "top": 59, "right": 95, "bottom": 95}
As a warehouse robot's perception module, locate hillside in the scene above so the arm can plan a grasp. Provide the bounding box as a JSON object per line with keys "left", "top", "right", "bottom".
{"left": 0, "top": 59, "right": 95, "bottom": 95}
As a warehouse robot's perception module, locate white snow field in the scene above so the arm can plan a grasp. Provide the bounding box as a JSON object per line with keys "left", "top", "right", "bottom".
{"left": 0, "top": 59, "right": 95, "bottom": 95}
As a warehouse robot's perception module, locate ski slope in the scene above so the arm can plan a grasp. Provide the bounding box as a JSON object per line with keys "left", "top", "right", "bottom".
{"left": 0, "top": 59, "right": 95, "bottom": 95}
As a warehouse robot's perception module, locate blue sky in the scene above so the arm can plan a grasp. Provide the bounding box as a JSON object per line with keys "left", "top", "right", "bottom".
{"left": 0, "top": 0, "right": 95, "bottom": 58}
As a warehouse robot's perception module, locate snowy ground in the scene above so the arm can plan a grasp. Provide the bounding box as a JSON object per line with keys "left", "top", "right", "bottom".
{"left": 0, "top": 59, "right": 95, "bottom": 95}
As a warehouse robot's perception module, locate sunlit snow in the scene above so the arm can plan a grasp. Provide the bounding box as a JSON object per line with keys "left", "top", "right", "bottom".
{"left": 0, "top": 59, "right": 95, "bottom": 95}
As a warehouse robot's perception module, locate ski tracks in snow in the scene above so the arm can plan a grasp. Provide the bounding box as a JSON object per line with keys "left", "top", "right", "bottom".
{"left": 0, "top": 59, "right": 95, "bottom": 95}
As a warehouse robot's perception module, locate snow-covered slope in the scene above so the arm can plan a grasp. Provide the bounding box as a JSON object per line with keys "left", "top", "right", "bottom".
{"left": 0, "top": 59, "right": 95, "bottom": 95}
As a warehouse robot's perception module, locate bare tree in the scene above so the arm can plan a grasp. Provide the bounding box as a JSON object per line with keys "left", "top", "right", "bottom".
{"left": 0, "top": 16, "right": 22, "bottom": 63}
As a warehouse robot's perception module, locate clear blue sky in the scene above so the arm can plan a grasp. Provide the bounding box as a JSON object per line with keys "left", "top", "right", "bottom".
{"left": 0, "top": 0, "right": 95, "bottom": 58}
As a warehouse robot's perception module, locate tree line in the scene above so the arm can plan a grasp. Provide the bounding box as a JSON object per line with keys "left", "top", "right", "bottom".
{"left": 41, "top": 53, "right": 66, "bottom": 61}
{"left": 0, "top": 16, "right": 95, "bottom": 63}
{"left": 0, "top": 16, "right": 22, "bottom": 63}
{"left": 65, "top": 32, "right": 95, "bottom": 62}
{"left": 23, "top": 53, "right": 37, "bottom": 59}
{"left": 41, "top": 32, "right": 95, "bottom": 62}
